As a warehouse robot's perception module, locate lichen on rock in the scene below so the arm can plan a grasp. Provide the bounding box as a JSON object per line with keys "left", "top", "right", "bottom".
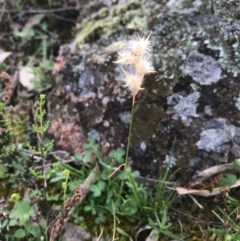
{"left": 167, "top": 91, "right": 200, "bottom": 125}
{"left": 196, "top": 118, "right": 240, "bottom": 153}
{"left": 185, "top": 50, "right": 222, "bottom": 85}
{"left": 149, "top": 0, "right": 240, "bottom": 78}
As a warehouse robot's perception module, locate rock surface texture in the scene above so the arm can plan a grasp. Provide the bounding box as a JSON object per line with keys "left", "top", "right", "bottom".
{"left": 48, "top": 0, "right": 240, "bottom": 182}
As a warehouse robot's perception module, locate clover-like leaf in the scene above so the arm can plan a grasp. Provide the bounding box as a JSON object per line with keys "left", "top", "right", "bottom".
{"left": 90, "top": 185, "right": 101, "bottom": 197}
{"left": 216, "top": 173, "right": 237, "bottom": 187}
{"left": 14, "top": 228, "right": 26, "bottom": 238}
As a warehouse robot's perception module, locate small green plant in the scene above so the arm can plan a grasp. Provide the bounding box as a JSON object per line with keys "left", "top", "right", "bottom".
{"left": 28, "top": 94, "right": 53, "bottom": 156}
{"left": 148, "top": 206, "right": 180, "bottom": 240}
{"left": 0, "top": 193, "right": 42, "bottom": 240}
{"left": 74, "top": 140, "right": 144, "bottom": 227}
{"left": 62, "top": 169, "right": 70, "bottom": 208}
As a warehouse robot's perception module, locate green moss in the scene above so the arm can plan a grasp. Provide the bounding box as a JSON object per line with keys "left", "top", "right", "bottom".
{"left": 74, "top": 16, "right": 120, "bottom": 50}
{"left": 112, "top": 1, "right": 141, "bottom": 16}
{"left": 126, "top": 15, "right": 147, "bottom": 30}
{"left": 98, "top": 7, "right": 109, "bottom": 18}
{"left": 82, "top": 7, "right": 109, "bottom": 25}
{"left": 121, "top": 9, "right": 144, "bottom": 24}
{"left": 73, "top": 1, "right": 144, "bottom": 50}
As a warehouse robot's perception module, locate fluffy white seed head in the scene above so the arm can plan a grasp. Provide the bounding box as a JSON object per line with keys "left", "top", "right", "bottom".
{"left": 121, "top": 67, "right": 144, "bottom": 97}
{"left": 127, "top": 33, "right": 152, "bottom": 57}
{"left": 115, "top": 32, "right": 155, "bottom": 104}
{"left": 114, "top": 50, "right": 136, "bottom": 65}
{"left": 134, "top": 57, "right": 156, "bottom": 75}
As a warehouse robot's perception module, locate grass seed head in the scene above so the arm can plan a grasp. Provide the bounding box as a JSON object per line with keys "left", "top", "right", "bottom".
{"left": 121, "top": 67, "right": 144, "bottom": 97}
{"left": 115, "top": 32, "right": 155, "bottom": 104}
{"left": 134, "top": 57, "right": 156, "bottom": 75}
{"left": 114, "top": 50, "right": 136, "bottom": 65}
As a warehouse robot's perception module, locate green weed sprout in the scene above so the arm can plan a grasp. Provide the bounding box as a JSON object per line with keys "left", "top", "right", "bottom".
{"left": 28, "top": 94, "right": 54, "bottom": 156}
{"left": 28, "top": 94, "right": 54, "bottom": 190}
{"left": 29, "top": 168, "right": 44, "bottom": 179}
{"left": 10, "top": 193, "right": 24, "bottom": 225}
{"left": 62, "top": 169, "right": 70, "bottom": 209}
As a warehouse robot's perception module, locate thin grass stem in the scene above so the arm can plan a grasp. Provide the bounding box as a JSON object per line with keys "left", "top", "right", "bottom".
{"left": 116, "top": 99, "right": 135, "bottom": 209}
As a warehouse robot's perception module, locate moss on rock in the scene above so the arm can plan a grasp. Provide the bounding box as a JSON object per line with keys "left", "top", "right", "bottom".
{"left": 73, "top": 1, "right": 145, "bottom": 50}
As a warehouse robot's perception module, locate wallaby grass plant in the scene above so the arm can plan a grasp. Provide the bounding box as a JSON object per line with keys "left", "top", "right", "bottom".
{"left": 38, "top": 34, "right": 177, "bottom": 240}
{"left": 94, "top": 32, "right": 182, "bottom": 240}
{"left": 114, "top": 32, "right": 155, "bottom": 209}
